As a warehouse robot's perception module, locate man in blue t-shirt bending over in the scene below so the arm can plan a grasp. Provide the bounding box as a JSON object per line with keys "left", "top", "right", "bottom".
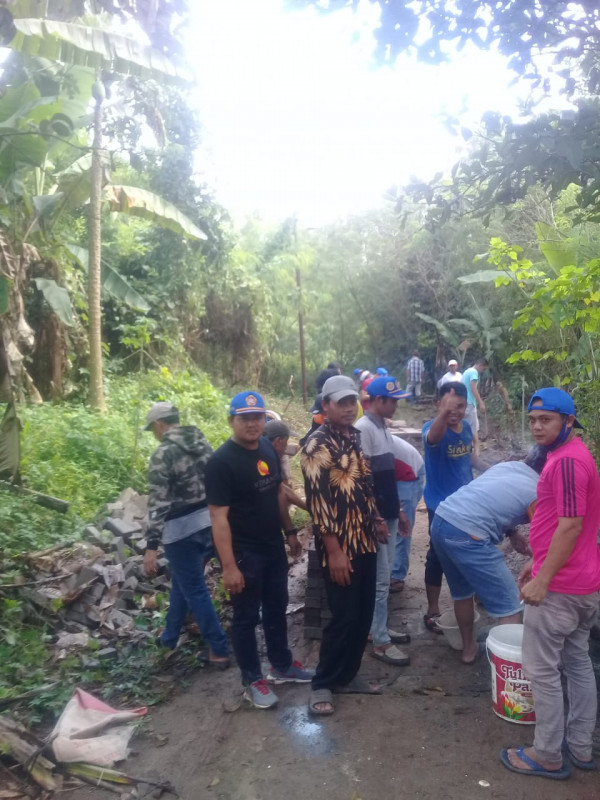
{"left": 422, "top": 381, "right": 487, "bottom": 633}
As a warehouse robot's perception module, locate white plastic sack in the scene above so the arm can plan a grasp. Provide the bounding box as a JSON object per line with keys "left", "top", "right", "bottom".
{"left": 51, "top": 688, "right": 147, "bottom": 766}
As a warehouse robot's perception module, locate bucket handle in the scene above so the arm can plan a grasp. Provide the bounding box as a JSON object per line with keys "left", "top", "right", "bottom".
{"left": 485, "top": 640, "right": 493, "bottom": 668}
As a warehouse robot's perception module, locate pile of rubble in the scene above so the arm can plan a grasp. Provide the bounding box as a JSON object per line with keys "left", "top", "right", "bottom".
{"left": 19, "top": 488, "right": 173, "bottom": 661}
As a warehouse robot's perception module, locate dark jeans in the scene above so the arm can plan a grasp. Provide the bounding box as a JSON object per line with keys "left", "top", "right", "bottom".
{"left": 312, "top": 551, "right": 377, "bottom": 691}
{"left": 424, "top": 507, "right": 444, "bottom": 588}
{"left": 162, "top": 528, "right": 228, "bottom": 657}
{"left": 230, "top": 547, "right": 292, "bottom": 685}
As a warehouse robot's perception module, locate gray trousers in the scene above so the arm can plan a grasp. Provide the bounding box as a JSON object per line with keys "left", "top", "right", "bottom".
{"left": 523, "top": 590, "right": 600, "bottom": 763}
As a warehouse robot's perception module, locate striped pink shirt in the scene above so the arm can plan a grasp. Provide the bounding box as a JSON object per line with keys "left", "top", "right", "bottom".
{"left": 530, "top": 437, "right": 600, "bottom": 594}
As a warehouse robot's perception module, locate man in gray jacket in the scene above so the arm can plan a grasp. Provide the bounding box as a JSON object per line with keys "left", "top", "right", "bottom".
{"left": 143, "top": 402, "right": 229, "bottom": 667}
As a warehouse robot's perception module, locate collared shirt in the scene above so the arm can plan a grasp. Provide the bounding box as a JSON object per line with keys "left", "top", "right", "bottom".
{"left": 407, "top": 356, "right": 424, "bottom": 382}
{"left": 301, "top": 422, "right": 378, "bottom": 565}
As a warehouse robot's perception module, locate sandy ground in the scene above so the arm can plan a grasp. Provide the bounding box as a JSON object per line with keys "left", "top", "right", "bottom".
{"left": 68, "top": 506, "right": 600, "bottom": 800}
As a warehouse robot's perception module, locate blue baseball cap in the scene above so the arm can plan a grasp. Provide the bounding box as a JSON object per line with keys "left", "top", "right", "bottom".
{"left": 527, "top": 387, "right": 583, "bottom": 428}
{"left": 367, "top": 376, "right": 409, "bottom": 399}
{"left": 353, "top": 367, "right": 362, "bottom": 376}
{"left": 376, "top": 367, "right": 388, "bottom": 376}
{"left": 229, "top": 390, "right": 266, "bottom": 416}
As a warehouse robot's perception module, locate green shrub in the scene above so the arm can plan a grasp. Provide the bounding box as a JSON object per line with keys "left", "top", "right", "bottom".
{"left": 2, "top": 366, "right": 231, "bottom": 555}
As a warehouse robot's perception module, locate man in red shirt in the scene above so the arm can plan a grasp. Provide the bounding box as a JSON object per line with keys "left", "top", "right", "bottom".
{"left": 358, "top": 370, "right": 374, "bottom": 412}
{"left": 501, "top": 388, "right": 600, "bottom": 780}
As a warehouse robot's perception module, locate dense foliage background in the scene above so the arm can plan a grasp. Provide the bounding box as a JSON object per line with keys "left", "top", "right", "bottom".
{"left": 1, "top": 0, "right": 600, "bottom": 724}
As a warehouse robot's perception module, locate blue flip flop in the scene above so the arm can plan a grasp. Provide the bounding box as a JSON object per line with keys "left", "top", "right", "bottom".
{"left": 500, "top": 748, "right": 571, "bottom": 780}
{"left": 565, "top": 748, "right": 597, "bottom": 771}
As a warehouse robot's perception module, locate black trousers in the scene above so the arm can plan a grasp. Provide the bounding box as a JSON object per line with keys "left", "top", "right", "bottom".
{"left": 312, "top": 551, "right": 377, "bottom": 691}
{"left": 424, "top": 507, "right": 444, "bottom": 587}
{"left": 230, "top": 547, "right": 292, "bottom": 685}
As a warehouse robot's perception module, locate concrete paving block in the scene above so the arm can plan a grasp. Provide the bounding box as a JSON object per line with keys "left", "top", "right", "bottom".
{"left": 103, "top": 517, "right": 142, "bottom": 541}
{"left": 97, "top": 647, "right": 118, "bottom": 660}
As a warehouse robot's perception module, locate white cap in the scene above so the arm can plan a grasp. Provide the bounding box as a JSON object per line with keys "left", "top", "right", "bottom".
{"left": 448, "top": 359, "right": 458, "bottom": 366}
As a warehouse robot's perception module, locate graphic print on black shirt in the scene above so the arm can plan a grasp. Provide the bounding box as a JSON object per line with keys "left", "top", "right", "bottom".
{"left": 205, "top": 437, "right": 284, "bottom": 553}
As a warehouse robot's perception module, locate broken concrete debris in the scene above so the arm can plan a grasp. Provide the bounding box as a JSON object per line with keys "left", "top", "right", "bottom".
{"left": 16, "top": 488, "right": 171, "bottom": 653}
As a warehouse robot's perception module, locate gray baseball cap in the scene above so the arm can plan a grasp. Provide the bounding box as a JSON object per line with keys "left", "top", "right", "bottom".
{"left": 321, "top": 375, "right": 359, "bottom": 403}
{"left": 143, "top": 401, "right": 179, "bottom": 430}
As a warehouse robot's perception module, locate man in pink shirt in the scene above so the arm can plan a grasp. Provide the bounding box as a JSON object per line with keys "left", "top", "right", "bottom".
{"left": 501, "top": 388, "right": 600, "bottom": 780}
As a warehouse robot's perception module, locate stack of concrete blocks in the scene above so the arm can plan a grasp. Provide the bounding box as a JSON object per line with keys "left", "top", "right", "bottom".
{"left": 303, "top": 539, "right": 330, "bottom": 640}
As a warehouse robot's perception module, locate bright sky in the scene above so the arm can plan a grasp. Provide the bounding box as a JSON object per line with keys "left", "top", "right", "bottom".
{"left": 186, "top": 0, "right": 541, "bottom": 226}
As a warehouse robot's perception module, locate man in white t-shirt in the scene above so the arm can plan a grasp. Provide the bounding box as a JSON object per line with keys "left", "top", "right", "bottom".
{"left": 438, "top": 359, "right": 462, "bottom": 388}
{"left": 390, "top": 436, "right": 425, "bottom": 594}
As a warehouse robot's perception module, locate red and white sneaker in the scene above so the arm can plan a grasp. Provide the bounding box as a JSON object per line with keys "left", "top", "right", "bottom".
{"left": 244, "top": 679, "right": 279, "bottom": 709}
{"left": 267, "top": 660, "right": 315, "bottom": 684}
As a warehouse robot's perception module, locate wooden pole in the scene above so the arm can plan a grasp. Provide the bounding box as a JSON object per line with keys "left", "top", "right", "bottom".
{"left": 0, "top": 480, "right": 69, "bottom": 513}
{"left": 521, "top": 375, "right": 526, "bottom": 444}
{"left": 296, "top": 265, "right": 308, "bottom": 407}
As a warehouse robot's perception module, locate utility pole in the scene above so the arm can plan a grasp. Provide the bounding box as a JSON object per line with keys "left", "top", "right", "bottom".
{"left": 296, "top": 264, "right": 308, "bottom": 407}
{"left": 291, "top": 216, "right": 308, "bottom": 407}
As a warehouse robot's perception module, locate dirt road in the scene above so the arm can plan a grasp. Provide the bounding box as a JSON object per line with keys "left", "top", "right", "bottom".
{"left": 69, "top": 506, "right": 599, "bottom": 800}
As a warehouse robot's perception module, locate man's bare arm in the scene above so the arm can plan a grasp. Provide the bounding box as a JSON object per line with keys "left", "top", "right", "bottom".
{"left": 426, "top": 389, "right": 460, "bottom": 444}
{"left": 209, "top": 504, "right": 245, "bottom": 594}
{"left": 470, "top": 454, "right": 491, "bottom": 473}
{"left": 520, "top": 516, "right": 583, "bottom": 605}
{"left": 279, "top": 484, "right": 301, "bottom": 557}
{"left": 470, "top": 379, "right": 485, "bottom": 412}
{"left": 282, "top": 483, "right": 307, "bottom": 510}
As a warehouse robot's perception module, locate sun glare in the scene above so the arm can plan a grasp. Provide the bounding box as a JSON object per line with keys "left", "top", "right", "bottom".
{"left": 186, "top": 0, "right": 543, "bottom": 226}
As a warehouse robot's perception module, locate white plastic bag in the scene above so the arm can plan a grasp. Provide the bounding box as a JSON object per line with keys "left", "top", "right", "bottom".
{"left": 51, "top": 688, "right": 147, "bottom": 766}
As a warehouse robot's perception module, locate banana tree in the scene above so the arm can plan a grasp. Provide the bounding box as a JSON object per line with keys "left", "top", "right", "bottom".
{"left": 5, "top": 8, "right": 197, "bottom": 409}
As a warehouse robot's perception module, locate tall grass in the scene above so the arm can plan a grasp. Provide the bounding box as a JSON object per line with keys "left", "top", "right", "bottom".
{"left": 1, "top": 367, "right": 231, "bottom": 555}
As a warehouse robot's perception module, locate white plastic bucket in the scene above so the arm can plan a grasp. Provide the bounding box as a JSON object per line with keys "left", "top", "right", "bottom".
{"left": 486, "top": 624, "right": 535, "bottom": 725}
{"left": 437, "top": 608, "right": 480, "bottom": 650}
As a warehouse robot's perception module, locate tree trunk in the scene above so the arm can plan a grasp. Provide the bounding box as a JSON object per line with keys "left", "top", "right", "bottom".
{"left": 0, "top": 236, "right": 42, "bottom": 404}
{"left": 88, "top": 80, "right": 106, "bottom": 412}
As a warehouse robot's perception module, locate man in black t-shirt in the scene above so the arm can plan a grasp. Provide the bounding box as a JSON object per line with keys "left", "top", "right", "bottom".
{"left": 206, "top": 391, "right": 314, "bottom": 709}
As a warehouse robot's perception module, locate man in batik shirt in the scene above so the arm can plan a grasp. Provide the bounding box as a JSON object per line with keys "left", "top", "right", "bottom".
{"left": 301, "top": 375, "right": 386, "bottom": 715}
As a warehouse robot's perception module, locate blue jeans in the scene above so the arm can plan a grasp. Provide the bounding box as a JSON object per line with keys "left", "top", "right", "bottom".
{"left": 162, "top": 528, "right": 228, "bottom": 657}
{"left": 430, "top": 515, "right": 521, "bottom": 617}
{"left": 391, "top": 469, "right": 425, "bottom": 582}
{"left": 370, "top": 518, "right": 398, "bottom": 646}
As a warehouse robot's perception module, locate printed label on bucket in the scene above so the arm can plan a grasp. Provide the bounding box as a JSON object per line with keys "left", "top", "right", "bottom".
{"left": 490, "top": 652, "right": 535, "bottom": 724}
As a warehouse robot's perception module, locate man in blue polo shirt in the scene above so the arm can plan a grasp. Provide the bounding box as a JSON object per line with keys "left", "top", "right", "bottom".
{"left": 355, "top": 376, "right": 411, "bottom": 666}
{"left": 422, "top": 381, "right": 488, "bottom": 633}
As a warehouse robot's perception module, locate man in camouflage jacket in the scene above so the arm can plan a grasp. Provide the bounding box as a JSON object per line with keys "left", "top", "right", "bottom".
{"left": 143, "top": 402, "right": 229, "bottom": 666}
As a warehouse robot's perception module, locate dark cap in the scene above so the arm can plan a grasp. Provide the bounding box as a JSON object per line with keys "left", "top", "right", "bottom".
{"left": 264, "top": 419, "right": 290, "bottom": 440}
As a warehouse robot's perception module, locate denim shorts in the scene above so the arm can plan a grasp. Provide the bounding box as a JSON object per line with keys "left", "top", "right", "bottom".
{"left": 430, "top": 515, "right": 521, "bottom": 617}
